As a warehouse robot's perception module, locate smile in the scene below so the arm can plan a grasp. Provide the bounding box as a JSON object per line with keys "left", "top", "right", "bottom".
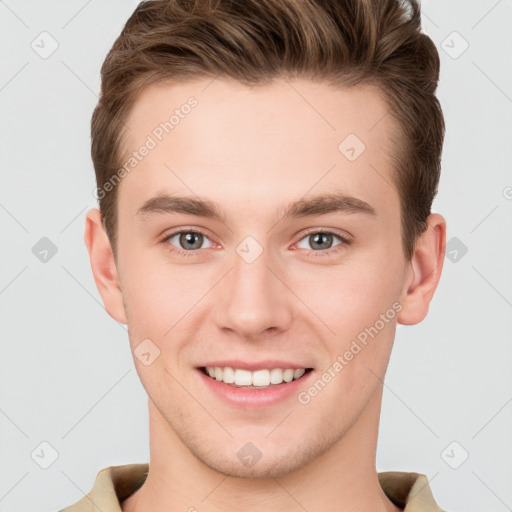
{"left": 200, "top": 366, "right": 313, "bottom": 388}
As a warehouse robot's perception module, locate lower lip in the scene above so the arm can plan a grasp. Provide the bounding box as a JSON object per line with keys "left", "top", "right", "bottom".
{"left": 197, "top": 368, "right": 314, "bottom": 409}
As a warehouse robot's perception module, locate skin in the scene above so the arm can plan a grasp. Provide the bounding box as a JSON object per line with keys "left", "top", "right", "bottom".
{"left": 84, "top": 77, "right": 446, "bottom": 512}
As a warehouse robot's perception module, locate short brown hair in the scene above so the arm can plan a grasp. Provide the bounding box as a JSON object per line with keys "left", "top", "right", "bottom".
{"left": 91, "top": 0, "right": 444, "bottom": 260}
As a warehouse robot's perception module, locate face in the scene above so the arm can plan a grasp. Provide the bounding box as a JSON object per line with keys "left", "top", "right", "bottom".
{"left": 104, "top": 77, "right": 414, "bottom": 477}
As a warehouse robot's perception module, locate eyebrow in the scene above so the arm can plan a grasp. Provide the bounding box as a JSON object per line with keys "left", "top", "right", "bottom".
{"left": 136, "top": 192, "right": 376, "bottom": 223}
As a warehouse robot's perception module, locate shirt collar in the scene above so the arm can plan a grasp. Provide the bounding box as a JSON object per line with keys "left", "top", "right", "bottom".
{"left": 60, "top": 463, "right": 444, "bottom": 512}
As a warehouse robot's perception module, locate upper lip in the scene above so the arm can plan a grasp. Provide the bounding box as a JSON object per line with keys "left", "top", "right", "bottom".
{"left": 198, "top": 360, "right": 313, "bottom": 371}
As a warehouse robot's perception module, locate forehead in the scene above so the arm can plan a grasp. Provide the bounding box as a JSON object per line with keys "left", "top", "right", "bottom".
{"left": 118, "top": 77, "right": 398, "bottom": 217}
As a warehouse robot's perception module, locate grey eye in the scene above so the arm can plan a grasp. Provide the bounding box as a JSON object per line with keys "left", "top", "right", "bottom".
{"left": 297, "top": 232, "right": 342, "bottom": 251}
{"left": 168, "top": 231, "right": 212, "bottom": 250}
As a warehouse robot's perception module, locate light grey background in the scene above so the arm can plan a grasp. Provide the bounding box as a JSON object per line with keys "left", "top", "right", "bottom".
{"left": 1, "top": 1, "right": 511, "bottom": 511}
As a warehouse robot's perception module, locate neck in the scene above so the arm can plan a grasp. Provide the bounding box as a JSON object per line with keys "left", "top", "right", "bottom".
{"left": 122, "top": 389, "right": 401, "bottom": 512}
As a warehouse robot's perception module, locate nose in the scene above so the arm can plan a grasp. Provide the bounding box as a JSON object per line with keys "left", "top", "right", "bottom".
{"left": 213, "top": 243, "right": 294, "bottom": 340}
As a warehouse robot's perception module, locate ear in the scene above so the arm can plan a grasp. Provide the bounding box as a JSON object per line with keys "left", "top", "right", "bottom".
{"left": 397, "top": 213, "right": 446, "bottom": 325}
{"left": 83, "top": 208, "right": 127, "bottom": 324}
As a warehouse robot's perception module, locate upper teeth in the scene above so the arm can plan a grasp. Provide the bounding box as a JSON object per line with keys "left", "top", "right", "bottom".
{"left": 205, "top": 367, "right": 306, "bottom": 387}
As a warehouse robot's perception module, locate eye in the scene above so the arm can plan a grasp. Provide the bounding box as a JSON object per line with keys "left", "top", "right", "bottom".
{"left": 164, "top": 230, "right": 213, "bottom": 252}
{"left": 295, "top": 231, "right": 348, "bottom": 252}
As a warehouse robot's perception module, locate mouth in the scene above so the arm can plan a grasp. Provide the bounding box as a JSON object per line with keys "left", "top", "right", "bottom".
{"left": 199, "top": 366, "right": 314, "bottom": 389}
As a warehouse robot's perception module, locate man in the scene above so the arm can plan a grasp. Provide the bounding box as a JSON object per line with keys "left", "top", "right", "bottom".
{"left": 61, "top": 0, "right": 447, "bottom": 510}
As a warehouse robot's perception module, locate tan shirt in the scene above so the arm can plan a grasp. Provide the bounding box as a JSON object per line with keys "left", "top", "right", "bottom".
{"left": 58, "top": 463, "right": 445, "bottom": 512}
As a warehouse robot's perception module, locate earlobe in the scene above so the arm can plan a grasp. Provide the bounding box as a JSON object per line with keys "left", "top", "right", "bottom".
{"left": 397, "top": 213, "right": 446, "bottom": 325}
{"left": 84, "top": 208, "right": 127, "bottom": 324}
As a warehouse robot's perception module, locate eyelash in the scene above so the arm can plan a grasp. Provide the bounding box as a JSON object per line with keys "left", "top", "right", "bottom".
{"left": 300, "top": 230, "right": 351, "bottom": 258}
{"left": 159, "top": 228, "right": 351, "bottom": 259}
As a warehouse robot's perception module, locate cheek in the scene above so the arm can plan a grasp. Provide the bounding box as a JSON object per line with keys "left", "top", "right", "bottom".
{"left": 322, "top": 254, "right": 403, "bottom": 390}
{"left": 297, "top": 255, "right": 403, "bottom": 338}
{"left": 118, "top": 250, "right": 215, "bottom": 338}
